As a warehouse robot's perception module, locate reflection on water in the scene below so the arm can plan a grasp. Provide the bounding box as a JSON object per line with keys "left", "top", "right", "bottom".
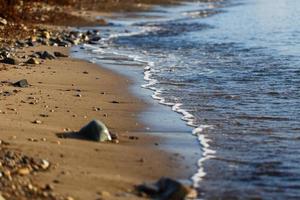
{"left": 80, "top": 0, "right": 300, "bottom": 199}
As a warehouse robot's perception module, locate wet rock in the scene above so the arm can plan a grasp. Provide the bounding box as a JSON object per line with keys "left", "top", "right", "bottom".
{"left": 13, "top": 79, "right": 29, "bottom": 88}
{"left": 136, "top": 177, "right": 189, "bottom": 200}
{"left": 33, "top": 120, "right": 42, "bottom": 124}
{"left": 38, "top": 51, "right": 56, "bottom": 60}
{"left": 54, "top": 52, "right": 68, "bottom": 57}
{"left": 90, "top": 36, "right": 101, "bottom": 42}
{"left": 78, "top": 120, "right": 112, "bottom": 142}
{"left": 1, "top": 57, "right": 20, "bottom": 65}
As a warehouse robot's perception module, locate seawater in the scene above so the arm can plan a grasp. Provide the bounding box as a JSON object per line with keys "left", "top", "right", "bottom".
{"left": 74, "top": 0, "right": 300, "bottom": 199}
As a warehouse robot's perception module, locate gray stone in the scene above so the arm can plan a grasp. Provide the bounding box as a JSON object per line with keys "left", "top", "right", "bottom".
{"left": 78, "top": 120, "right": 111, "bottom": 142}
{"left": 39, "top": 51, "right": 56, "bottom": 60}
{"left": 136, "top": 177, "right": 189, "bottom": 200}
{"left": 13, "top": 79, "right": 29, "bottom": 88}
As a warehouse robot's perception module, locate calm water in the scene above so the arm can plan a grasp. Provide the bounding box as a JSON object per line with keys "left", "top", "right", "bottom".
{"left": 78, "top": 0, "right": 300, "bottom": 199}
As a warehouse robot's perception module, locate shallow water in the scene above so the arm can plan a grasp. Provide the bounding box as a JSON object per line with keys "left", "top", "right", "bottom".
{"left": 75, "top": 0, "right": 300, "bottom": 199}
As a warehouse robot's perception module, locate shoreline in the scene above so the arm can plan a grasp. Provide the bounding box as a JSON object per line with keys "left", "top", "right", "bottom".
{"left": 0, "top": 1, "right": 199, "bottom": 199}
{"left": 0, "top": 43, "right": 191, "bottom": 199}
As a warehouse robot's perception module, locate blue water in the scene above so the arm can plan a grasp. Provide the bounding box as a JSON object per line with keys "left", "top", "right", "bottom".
{"left": 77, "top": 0, "right": 300, "bottom": 199}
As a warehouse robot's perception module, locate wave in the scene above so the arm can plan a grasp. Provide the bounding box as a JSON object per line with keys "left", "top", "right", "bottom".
{"left": 79, "top": 5, "right": 220, "bottom": 191}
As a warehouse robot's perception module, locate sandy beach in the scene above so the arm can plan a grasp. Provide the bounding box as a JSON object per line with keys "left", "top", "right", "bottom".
{"left": 0, "top": 0, "right": 197, "bottom": 199}
{"left": 0, "top": 44, "right": 189, "bottom": 199}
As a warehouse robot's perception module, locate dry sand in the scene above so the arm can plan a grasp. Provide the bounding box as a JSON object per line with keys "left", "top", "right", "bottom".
{"left": 0, "top": 45, "right": 189, "bottom": 199}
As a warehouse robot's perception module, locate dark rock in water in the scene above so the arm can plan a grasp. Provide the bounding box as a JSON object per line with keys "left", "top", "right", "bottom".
{"left": 1, "top": 57, "right": 20, "bottom": 65}
{"left": 88, "top": 41, "right": 98, "bottom": 45}
{"left": 78, "top": 120, "right": 111, "bottom": 142}
{"left": 13, "top": 79, "right": 29, "bottom": 88}
{"left": 39, "top": 51, "right": 56, "bottom": 60}
{"left": 136, "top": 177, "right": 189, "bottom": 200}
{"left": 90, "top": 36, "right": 101, "bottom": 42}
{"left": 54, "top": 52, "right": 68, "bottom": 58}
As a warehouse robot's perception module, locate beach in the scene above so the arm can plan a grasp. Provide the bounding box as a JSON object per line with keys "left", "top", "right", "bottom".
{"left": 4, "top": 0, "right": 300, "bottom": 199}
{"left": 0, "top": 42, "right": 192, "bottom": 199}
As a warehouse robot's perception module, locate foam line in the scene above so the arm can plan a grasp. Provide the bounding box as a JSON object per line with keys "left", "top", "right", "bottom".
{"left": 79, "top": 23, "right": 216, "bottom": 191}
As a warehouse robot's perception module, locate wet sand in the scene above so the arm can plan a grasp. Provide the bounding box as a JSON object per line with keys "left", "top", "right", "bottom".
{"left": 0, "top": 45, "right": 188, "bottom": 199}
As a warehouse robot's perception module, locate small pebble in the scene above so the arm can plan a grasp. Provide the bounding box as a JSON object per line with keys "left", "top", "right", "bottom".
{"left": 33, "top": 120, "right": 42, "bottom": 124}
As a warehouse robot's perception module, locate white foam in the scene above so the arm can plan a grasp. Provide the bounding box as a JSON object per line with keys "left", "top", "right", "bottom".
{"left": 79, "top": 24, "right": 216, "bottom": 191}
{"left": 141, "top": 59, "right": 217, "bottom": 188}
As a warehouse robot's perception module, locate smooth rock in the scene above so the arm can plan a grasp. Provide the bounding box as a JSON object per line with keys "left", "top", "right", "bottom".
{"left": 54, "top": 52, "right": 68, "bottom": 57}
{"left": 90, "top": 36, "right": 101, "bottom": 42}
{"left": 13, "top": 79, "right": 29, "bottom": 88}
{"left": 33, "top": 120, "right": 42, "bottom": 124}
{"left": 136, "top": 177, "right": 189, "bottom": 200}
{"left": 79, "top": 120, "right": 112, "bottom": 142}
{"left": 39, "top": 51, "right": 56, "bottom": 60}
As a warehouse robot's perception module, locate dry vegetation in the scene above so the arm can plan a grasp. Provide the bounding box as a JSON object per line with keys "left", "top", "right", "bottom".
{"left": 0, "top": 0, "right": 179, "bottom": 21}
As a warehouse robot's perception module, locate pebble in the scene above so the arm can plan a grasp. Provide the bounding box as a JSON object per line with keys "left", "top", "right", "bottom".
{"left": 44, "top": 183, "right": 54, "bottom": 191}
{"left": 93, "top": 107, "right": 101, "bottom": 111}
{"left": 63, "top": 128, "right": 71, "bottom": 132}
{"left": 18, "top": 167, "right": 30, "bottom": 176}
{"left": 33, "top": 120, "right": 42, "bottom": 124}
{"left": 40, "top": 159, "right": 50, "bottom": 170}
